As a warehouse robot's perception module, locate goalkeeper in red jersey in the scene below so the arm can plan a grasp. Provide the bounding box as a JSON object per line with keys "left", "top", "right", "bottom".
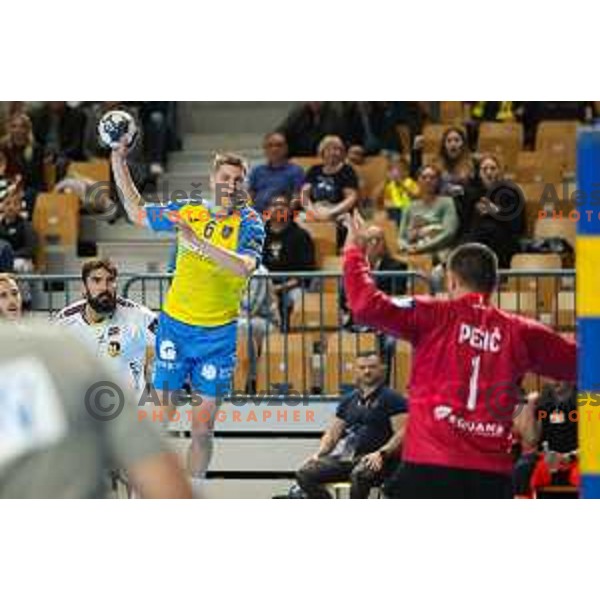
{"left": 342, "top": 212, "right": 576, "bottom": 499}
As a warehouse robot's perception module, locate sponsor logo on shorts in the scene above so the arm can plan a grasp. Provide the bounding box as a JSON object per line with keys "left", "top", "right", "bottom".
{"left": 159, "top": 340, "right": 177, "bottom": 361}
{"left": 201, "top": 363, "right": 217, "bottom": 381}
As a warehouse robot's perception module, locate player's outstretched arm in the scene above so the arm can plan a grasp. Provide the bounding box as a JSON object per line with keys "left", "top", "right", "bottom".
{"left": 169, "top": 212, "right": 257, "bottom": 278}
{"left": 111, "top": 138, "right": 150, "bottom": 228}
{"left": 342, "top": 212, "right": 429, "bottom": 342}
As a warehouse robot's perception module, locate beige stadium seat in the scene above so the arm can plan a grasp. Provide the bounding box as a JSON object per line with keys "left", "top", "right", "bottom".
{"left": 321, "top": 256, "right": 342, "bottom": 294}
{"left": 32, "top": 192, "right": 80, "bottom": 270}
{"left": 508, "top": 253, "right": 562, "bottom": 321}
{"left": 256, "top": 333, "right": 317, "bottom": 395}
{"left": 323, "top": 333, "right": 378, "bottom": 394}
{"left": 67, "top": 159, "right": 110, "bottom": 183}
{"left": 535, "top": 121, "right": 578, "bottom": 176}
{"left": 515, "top": 151, "right": 564, "bottom": 183}
{"left": 297, "top": 221, "right": 337, "bottom": 268}
{"left": 422, "top": 124, "right": 447, "bottom": 154}
{"left": 289, "top": 292, "right": 340, "bottom": 330}
{"left": 478, "top": 122, "right": 523, "bottom": 174}
{"left": 353, "top": 155, "right": 389, "bottom": 201}
{"left": 534, "top": 218, "right": 576, "bottom": 250}
{"left": 439, "top": 101, "right": 464, "bottom": 125}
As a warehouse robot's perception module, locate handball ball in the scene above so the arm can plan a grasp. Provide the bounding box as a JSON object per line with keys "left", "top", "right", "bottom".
{"left": 98, "top": 110, "right": 138, "bottom": 150}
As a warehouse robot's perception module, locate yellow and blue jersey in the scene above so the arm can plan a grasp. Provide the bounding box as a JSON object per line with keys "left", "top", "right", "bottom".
{"left": 147, "top": 200, "right": 265, "bottom": 327}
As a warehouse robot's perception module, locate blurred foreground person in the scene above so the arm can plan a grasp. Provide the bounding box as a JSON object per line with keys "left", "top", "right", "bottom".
{"left": 0, "top": 324, "right": 191, "bottom": 499}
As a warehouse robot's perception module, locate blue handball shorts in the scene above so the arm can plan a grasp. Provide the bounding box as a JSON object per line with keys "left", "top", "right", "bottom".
{"left": 153, "top": 312, "right": 237, "bottom": 398}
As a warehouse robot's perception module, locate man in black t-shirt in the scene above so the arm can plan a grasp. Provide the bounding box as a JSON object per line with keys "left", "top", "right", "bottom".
{"left": 296, "top": 351, "right": 407, "bottom": 499}
{"left": 263, "top": 193, "right": 316, "bottom": 329}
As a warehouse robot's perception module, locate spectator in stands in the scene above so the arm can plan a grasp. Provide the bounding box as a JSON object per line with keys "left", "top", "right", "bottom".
{"left": 346, "top": 144, "right": 367, "bottom": 168}
{"left": 365, "top": 224, "right": 407, "bottom": 296}
{"left": 0, "top": 240, "right": 14, "bottom": 274}
{"left": 457, "top": 153, "right": 524, "bottom": 268}
{"left": 372, "top": 155, "right": 419, "bottom": 225}
{"left": 0, "top": 113, "right": 45, "bottom": 213}
{"left": 436, "top": 127, "right": 474, "bottom": 197}
{"left": 302, "top": 135, "right": 359, "bottom": 247}
{"left": 263, "top": 193, "right": 316, "bottom": 330}
{"left": 31, "top": 102, "right": 86, "bottom": 180}
{"left": 0, "top": 148, "right": 9, "bottom": 201}
{"left": 295, "top": 351, "right": 407, "bottom": 499}
{"left": 248, "top": 132, "right": 304, "bottom": 214}
{"left": 0, "top": 182, "right": 36, "bottom": 274}
{"left": 278, "top": 102, "right": 345, "bottom": 157}
{"left": 398, "top": 164, "right": 458, "bottom": 260}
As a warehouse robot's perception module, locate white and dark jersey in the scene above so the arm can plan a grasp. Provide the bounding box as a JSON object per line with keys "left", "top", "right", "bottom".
{"left": 54, "top": 297, "right": 157, "bottom": 392}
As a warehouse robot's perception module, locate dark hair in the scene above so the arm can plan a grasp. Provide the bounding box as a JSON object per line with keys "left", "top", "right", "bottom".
{"left": 264, "top": 131, "right": 288, "bottom": 145}
{"left": 81, "top": 258, "right": 118, "bottom": 283}
{"left": 447, "top": 243, "right": 498, "bottom": 294}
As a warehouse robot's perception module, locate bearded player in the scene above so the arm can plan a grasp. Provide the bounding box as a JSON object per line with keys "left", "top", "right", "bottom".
{"left": 343, "top": 212, "right": 576, "bottom": 499}
{"left": 112, "top": 142, "right": 265, "bottom": 498}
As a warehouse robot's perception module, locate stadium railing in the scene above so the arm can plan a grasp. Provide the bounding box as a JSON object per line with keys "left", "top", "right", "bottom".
{"left": 18, "top": 267, "right": 575, "bottom": 497}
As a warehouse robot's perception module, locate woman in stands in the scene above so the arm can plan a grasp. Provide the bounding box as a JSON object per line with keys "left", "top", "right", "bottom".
{"left": 457, "top": 153, "right": 525, "bottom": 268}
{"left": 301, "top": 135, "right": 359, "bottom": 247}
{"left": 0, "top": 113, "right": 44, "bottom": 214}
{"left": 436, "top": 126, "right": 474, "bottom": 197}
{"left": 397, "top": 164, "right": 458, "bottom": 262}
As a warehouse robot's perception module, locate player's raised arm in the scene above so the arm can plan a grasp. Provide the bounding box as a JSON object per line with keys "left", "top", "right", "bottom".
{"left": 110, "top": 138, "right": 151, "bottom": 228}
{"left": 342, "top": 212, "right": 433, "bottom": 342}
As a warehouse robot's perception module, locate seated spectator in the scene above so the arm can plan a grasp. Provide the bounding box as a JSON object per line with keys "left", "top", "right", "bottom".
{"left": 0, "top": 113, "right": 45, "bottom": 213}
{"left": 365, "top": 225, "right": 407, "bottom": 295}
{"left": 302, "top": 135, "right": 359, "bottom": 247}
{"left": 248, "top": 132, "right": 304, "bottom": 214}
{"left": 278, "top": 102, "right": 345, "bottom": 157}
{"left": 295, "top": 351, "right": 407, "bottom": 499}
{"left": 0, "top": 148, "right": 10, "bottom": 201}
{"left": 0, "top": 182, "right": 36, "bottom": 273}
{"left": 31, "top": 101, "right": 86, "bottom": 180}
{"left": 346, "top": 144, "right": 367, "bottom": 168}
{"left": 458, "top": 153, "right": 524, "bottom": 268}
{"left": 262, "top": 193, "right": 316, "bottom": 330}
{"left": 372, "top": 155, "right": 419, "bottom": 225}
{"left": 436, "top": 127, "right": 474, "bottom": 197}
{"left": 398, "top": 164, "right": 458, "bottom": 260}
{"left": 0, "top": 239, "right": 14, "bottom": 273}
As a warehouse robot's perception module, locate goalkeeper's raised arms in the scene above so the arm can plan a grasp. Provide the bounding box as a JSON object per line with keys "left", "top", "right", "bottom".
{"left": 111, "top": 138, "right": 151, "bottom": 228}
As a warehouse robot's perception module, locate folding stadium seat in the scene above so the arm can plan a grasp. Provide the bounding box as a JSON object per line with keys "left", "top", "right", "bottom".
{"left": 439, "top": 101, "right": 464, "bottom": 125}
{"left": 290, "top": 156, "right": 322, "bottom": 172}
{"left": 67, "top": 159, "right": 110, "bottom": 183}
{"left": 321, "top": 256, "right": 342, "bottom": 294}
{"left": 422, "top": 124, "right": 447, "bottom": 154}
{"left": 556, "top": 290, "right": 575, "bottom": 333}
{"left": 255, "top": 332, "right": 318, "bottom": 395}
{"left": 515, "top": 151, "right": 564, "bottom": 183}
{"left": 289, "top": 292, "right": 341, "bottom": 330}
{"left": 508, "top": 253, "right": 563, "bottom": 323}
{"left": 535, "top": 121, "right": 578, "bottom": 177}
{"left": 391, "top": 340, "right": 412, "bottom": 395}
{"left": 323, "top": 332, "right": 378, "bottom": 394}
{"left": 372, "top": 211, "right": 400, "bottom": 254}
{"left": 297, "top": 220, "right": 337, "bottom": 268}
{"left": 353, "top": 155, "right": 390, "bottom": 202}
{"left": 32, "top": 192, "right": 80, "bottom": 271}
{"left": 534, "top": 218, "right": 576, "bottom": 250}
{"left": 478, "top": 122, "right": 523, "bottom": 174}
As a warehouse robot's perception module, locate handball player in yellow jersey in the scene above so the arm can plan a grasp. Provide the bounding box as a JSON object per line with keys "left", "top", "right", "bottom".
{"left": 112, "top": 142, "right": 265, "bottom": 496}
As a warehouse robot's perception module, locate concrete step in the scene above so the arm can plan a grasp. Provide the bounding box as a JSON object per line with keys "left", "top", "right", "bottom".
{"left": 182, "top": 133, "right": 264, "bottom": 151}
{"left": 179, "top": 101, "right": 296, "bottom": 135}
